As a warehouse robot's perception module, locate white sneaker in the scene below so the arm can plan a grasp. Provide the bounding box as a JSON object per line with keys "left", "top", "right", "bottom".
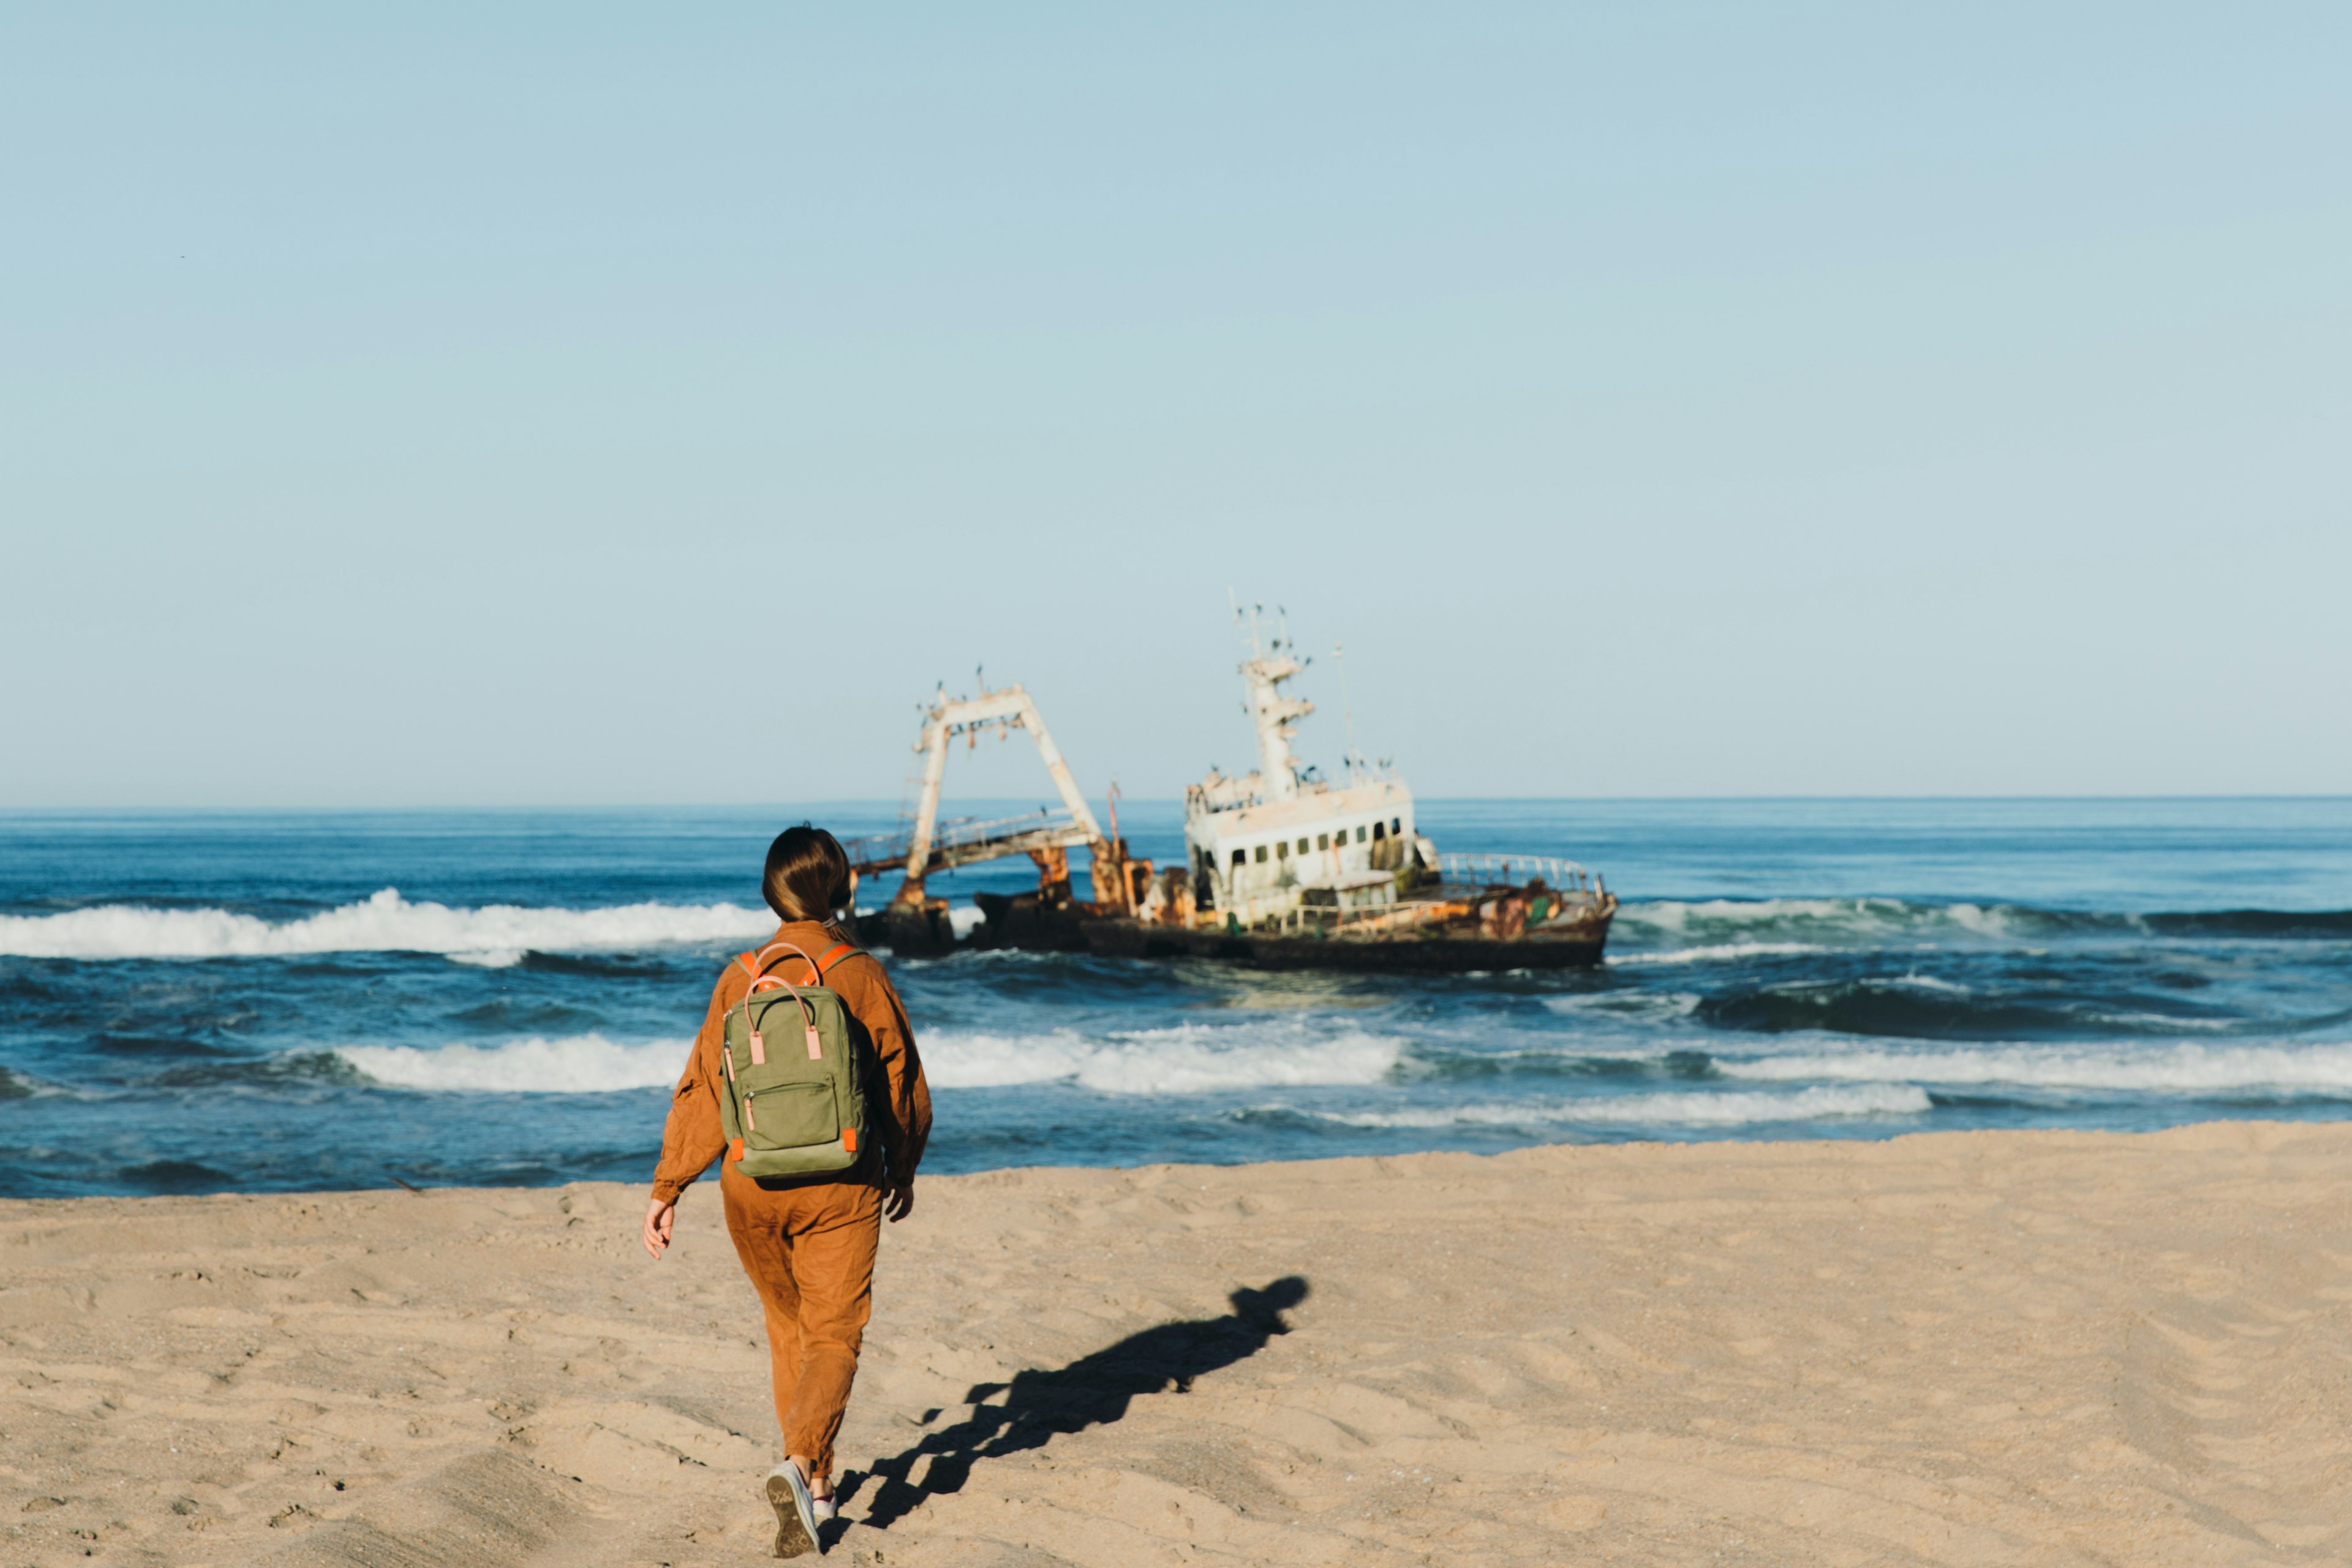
{"left": 764, "top": 1461, "right": 818, "bottom": 1558}
{"left": 813, "top": 1496, "right": 839, "bottom": 1523}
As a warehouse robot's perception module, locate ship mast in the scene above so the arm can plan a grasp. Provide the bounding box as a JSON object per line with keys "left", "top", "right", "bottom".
{"left": 1237, "top": 602, "right": 1314, "bottom": 802}
{"left": 1333, "top": 640, "right": 1366, "bottom": 783}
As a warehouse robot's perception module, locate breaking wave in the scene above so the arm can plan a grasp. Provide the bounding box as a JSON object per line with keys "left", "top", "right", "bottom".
{"left": 152, "top": 1050, "right": 365, "bottom": 1090}
{"left": 1615, "top": 898, "right": 2352, "bottom": 951}
{"left": 1283, "top": 1084, "right": 1930, "bottom": 1129}
{"left": 1717, "top": 1042, "right": 2352, "bottom": 1094}
{"left": 924, "top": 1021, "right": 1402, "bottom": 1095}
{"left": 245, "top": 1023, "right": 1406, "bottom": 1098}
{"left": 1540, "top": 990, "right": 1703, "bottom": 1022}
{"left": 0, "top": 889, "right": 770, "bottom": 961}
{"left": 1608, "top": 941, "right": 1828, "bottom": 966}
{"left": 1693, "top": 977, "right": 2328, "bottom": 1041}
{"left": 334, "top": 1035, "right": 687, "bottom": 1093}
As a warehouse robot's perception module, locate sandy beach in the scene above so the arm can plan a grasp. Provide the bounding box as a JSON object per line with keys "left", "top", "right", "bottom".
{"left": 4, "top": 1121, "right": 2349, "bottom": 1566}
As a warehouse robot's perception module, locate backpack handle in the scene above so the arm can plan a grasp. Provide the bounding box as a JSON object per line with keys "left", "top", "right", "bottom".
{"left": 731, "top": 940, "right": 864, "bottom": 1068}
{"left": 736, "top": 943, "right": 821, "bottom": 1066}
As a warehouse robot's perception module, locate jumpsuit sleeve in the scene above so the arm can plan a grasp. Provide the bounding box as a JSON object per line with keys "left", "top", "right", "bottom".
{"left": 649, "top": 970, "right": 733, "bottom": 1206}
{"left": 842, "top": 958, "right": 932, "bottom": 1183}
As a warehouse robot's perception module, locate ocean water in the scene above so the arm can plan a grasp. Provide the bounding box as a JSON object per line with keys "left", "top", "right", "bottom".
{"left": 1, "top": 799, "right": 2347, "bottom": 1199}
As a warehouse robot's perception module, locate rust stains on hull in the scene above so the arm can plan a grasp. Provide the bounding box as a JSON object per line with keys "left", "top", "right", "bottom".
{"left": 1080, "top": 911, "right": 1614, "bottom": 972}
{"left": 866, "top": 891, "right": 1618, "bottom": 972}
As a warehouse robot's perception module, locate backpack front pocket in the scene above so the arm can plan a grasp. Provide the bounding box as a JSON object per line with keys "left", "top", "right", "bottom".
{"left": 742, "top": 1080, "right": 839, "bottom": 1150}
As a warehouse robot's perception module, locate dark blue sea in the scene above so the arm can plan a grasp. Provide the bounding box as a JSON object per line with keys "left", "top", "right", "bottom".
{"left": 2, "top": 799, "right": 2348, "bottom": 1199}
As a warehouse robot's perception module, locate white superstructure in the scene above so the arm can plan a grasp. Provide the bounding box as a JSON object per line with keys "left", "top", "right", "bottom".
{"left": 1184, "top": 609, "right": 1421, "bottom": 927}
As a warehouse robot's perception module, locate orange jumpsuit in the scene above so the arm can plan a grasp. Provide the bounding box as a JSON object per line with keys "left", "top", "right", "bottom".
{"left": 650, "top": 919, "right": 932, "bottom": 1477}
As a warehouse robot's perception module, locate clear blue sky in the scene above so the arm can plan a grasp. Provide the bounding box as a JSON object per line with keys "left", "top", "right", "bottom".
{"left": 4, "top": 4, "right": 2345, "bottom": 807}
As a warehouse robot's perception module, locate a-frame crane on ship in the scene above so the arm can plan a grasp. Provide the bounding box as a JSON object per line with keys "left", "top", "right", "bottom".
{"left": 840, "top": 676, "right": 1134, "bottom": 952}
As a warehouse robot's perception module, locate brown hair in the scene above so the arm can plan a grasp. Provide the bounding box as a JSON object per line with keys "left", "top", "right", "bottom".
{"left": 761, "top": 824, "right": 853, "bottom": 922}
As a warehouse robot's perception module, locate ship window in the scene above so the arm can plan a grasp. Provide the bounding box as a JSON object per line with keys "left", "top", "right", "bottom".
{"left": 1372, "top": 821, "right": 1385, "bottom": 840}
{"left": 1316, "top": 832, "right": 1329, "bottom": 851}
{"left": 1275, "top": 840, "right": 1289, "bottom": 860}
{"left": 1253, "top": 844, "right": 1267, "bottom": 864}
{"left": 1355, "top": 825, "right": 1367, "bottom": 843}
{"left": 1296, "top": 837, "right": 1308, "bottom": 854}
{"left": 1231, "top": 848, "right": 1246, "bottom": 868}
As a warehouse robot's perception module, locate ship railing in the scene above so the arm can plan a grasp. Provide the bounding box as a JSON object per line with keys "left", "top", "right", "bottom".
{"left": 1267, "top": 899, "right": 1413, "bottom": 937}
{"left": 842, "top": 807, "right": 1092, "bottom": 876}
{"left": 1434, "top": 853, "right": 1602, "bottom": 897}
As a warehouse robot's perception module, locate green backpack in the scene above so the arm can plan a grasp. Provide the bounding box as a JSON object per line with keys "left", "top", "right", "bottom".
{"left": 717, "top": 939, "right": 872, "bottom": 1180}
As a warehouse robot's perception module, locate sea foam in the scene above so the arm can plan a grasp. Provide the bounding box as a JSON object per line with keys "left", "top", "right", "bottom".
{"left": 0, "top": 889, "right": 771, "bottom": 961}
{"left": 334, "top": 1035, "right": 688, "bottom": 1093}
{"left": 1614, "top": 898, "right": 2352, "bottom": 952}
{"left": 1607, "top": 941, "right": 1828, "bottom": 966}
{"left": 1292, "top": 1083, "right": 1930, "bottom": 1129}
{"left": 331, "top": 1020, "right": 1404, "bottom": 1098}
{"left": 924, "top": 1020, "right": 1402, "bottom": 1095}
{"left": 1616, "top": 897, "right": 2034, "bottom": 949}
{"left": 1717, "top": 1041, "right": 2352, "bottom": 1093}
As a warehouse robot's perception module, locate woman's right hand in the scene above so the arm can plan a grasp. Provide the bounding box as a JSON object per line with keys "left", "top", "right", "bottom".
{"left": 643, "top": 1197, "right": 676, "bottom": 1260}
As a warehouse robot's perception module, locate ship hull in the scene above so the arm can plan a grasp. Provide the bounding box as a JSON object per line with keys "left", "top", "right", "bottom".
{"left": 865, "top": 888, "right": 1615, "bottom": 972}
{"left": 1074, "top": 916, "right": 1610, "bottom": 971}
{"left": 872, "top": 892, "right": 1615, "bottom": 971}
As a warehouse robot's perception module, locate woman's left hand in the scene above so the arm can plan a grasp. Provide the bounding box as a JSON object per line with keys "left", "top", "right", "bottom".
{"left": 643, "top": 1197, "right": 677, "bottom": 1259}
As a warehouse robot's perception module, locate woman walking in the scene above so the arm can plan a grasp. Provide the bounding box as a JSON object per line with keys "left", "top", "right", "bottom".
{"left": 642, "top": 824, "right": 932, "bottom": 1557}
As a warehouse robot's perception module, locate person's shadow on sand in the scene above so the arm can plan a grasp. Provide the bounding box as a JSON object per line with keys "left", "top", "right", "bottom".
{"left": 837, "top": 1276, "right": 1309, "bottom": 1534}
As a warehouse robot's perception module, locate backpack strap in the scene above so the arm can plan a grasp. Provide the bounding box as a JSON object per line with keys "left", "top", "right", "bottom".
{"left": 747, "top": 940, "right": 862, "bottom": 983}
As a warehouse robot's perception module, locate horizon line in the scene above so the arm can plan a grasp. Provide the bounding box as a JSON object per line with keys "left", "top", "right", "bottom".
{"left": 3, "top": 794, "right": 2350, "bottom": 816}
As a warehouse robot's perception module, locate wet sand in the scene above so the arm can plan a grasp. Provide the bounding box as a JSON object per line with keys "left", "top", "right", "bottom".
{"left": 4, "top": 1121, "right": 2350, "bottom": 1566}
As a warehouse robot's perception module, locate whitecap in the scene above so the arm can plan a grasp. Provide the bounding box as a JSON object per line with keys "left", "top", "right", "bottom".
{"left": 1613, "top": 896, "right": 2051, "bottom": 951}
{"left": 1282, "top": 1083, "right": 1930, "bottom": 1129}
{"left": 1619, "top": 897, "right": 1915, "bottom": 936}
{"left": 1539, "top": 990, "right": 1702, "bottom": 1019}
{"left": 924, "top": 1019, "right": 1403, "bottom": 1095}
{"left": 1607, "top": 942, "right": 1828, "bottom": 966}
{"left": 334, "top": 1035, "right": 687, "bottom": 1093}
{"left": 1717, "top": 1041, "right": 2352, "bottom": 1093}
{"left": 1879, "top": 972, "right": 1971, "bottom": 993}
{"left": 0, "top": 889, "right": 771, "bottom": 961}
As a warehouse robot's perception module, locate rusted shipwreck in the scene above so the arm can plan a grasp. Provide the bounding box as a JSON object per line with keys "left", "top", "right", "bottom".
{"left": 848, "top": 614, "right": 1615, "bottom": 971}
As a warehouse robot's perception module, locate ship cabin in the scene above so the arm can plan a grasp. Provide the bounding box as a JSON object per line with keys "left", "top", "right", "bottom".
{"left": 1184, "top": 612, "right": 1428, "bottom": 929}
{"left": 1185, "top": 777, "right": 1417, "bottom": 929}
